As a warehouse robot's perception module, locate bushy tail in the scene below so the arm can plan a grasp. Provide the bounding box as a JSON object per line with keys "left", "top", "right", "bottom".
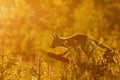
{"left": 91, "top": 38, "right": 113, "bottom": 52}
{"left": 91, "top": 38, "right": 116, "bottom": 63}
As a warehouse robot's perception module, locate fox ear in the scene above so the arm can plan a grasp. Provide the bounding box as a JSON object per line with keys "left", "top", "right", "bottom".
{"left": 52, "top": 34, "right": 60, "bottom": 39}
{"left": 52, "top": 34, "right": 56, "bottom": 38}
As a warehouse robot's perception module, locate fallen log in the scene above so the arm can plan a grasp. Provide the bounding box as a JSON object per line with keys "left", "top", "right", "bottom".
{"left": 39, "top": 48, "right": 69, "bottom": 63}
{"left": 47, "top": 52, "right": 69, "bottom": 64}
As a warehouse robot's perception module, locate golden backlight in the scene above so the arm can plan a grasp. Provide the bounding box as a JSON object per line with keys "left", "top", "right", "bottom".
{"left": 0, "top": 0, "right": 120, "bottom": 80}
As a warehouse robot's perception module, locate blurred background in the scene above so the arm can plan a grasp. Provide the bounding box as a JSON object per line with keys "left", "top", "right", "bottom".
{"left": 0, "top": 0, "right": 120, "bottom": 79}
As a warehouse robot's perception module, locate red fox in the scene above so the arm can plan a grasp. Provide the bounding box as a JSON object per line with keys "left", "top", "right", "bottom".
{"left": 50, "top": 34, "right": 115, "bottom": 63}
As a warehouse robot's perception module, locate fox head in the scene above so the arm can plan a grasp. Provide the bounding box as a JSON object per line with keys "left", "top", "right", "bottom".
{"left": 50, "top": 34, "right": 68, "bottom": 48}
